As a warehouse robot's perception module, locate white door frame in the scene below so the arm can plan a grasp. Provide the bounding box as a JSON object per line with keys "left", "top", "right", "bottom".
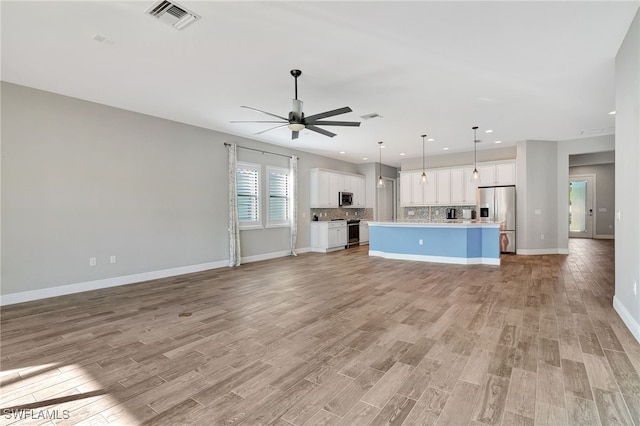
{"left": 569, "top": 174, "right": 596, "bottom": 238}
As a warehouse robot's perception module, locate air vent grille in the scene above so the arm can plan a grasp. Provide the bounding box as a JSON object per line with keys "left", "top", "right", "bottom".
{"left": 146, "top": 0, "right": 200, "bottom": 30}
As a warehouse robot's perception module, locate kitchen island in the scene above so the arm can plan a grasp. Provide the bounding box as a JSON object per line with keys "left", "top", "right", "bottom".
{"left": 368, "top": 221, "right": 501, "bottom": 265}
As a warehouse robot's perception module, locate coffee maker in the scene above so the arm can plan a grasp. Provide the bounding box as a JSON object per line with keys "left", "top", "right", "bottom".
{"left": 446, "top": 208, "right": 456, "bottom": 220}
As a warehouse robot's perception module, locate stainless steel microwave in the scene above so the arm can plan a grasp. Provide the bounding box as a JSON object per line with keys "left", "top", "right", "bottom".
{"left": 339, "top": 192, "right": 353, "bottom": 206}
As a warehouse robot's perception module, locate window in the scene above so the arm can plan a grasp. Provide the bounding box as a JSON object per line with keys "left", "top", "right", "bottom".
{"left": 267, "top": 166, "right": 290, "bottom": 227}
{"left": 236, "top": 162, "right": 261, "bottom": 229}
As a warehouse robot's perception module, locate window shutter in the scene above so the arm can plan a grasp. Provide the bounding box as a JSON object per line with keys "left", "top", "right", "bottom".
{"left": 237, "top": 164, "right": 260, "bottom": 225}
{"left": 269, "top": 169, "right": 289, "bottom": 223}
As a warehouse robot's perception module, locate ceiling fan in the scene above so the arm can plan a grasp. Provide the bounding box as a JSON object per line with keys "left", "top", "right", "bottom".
{"left": 231, "top": 69, "right": 360, "bottom": 140}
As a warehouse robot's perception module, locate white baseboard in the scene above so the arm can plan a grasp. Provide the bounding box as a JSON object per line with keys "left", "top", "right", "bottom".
{"left": 613, "top": 296, "right": 640, "bottom": 344}
{"left": 594, "top": 235, "right": 615, "bottom": 240}
{"left": 368, "top": 250, "right": 500, "bottom": 266}
{"left": 517, "top": 248, "right": 569, "bottom": 255}
{"left": 1, "top": 248, "right": 308, "bottom": 306}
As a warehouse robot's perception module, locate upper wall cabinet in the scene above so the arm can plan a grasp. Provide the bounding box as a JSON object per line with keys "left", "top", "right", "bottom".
{"left": 400, "top": 161, "right": 516, "bottom": 207}
{"left": 478, "top": 161, "right": 516, "bottom": 186}
{"left": 310, "top": 168, "right": 366, "bottom": 208}
{"left": 450, "top": 167, "right": 478, "bottom": 205}
{"left": 400, "top": 170, "right": 449, "bottom": 206}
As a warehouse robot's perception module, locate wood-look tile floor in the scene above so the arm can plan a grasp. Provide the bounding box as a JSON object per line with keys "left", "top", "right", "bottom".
{"left": 1, "top": 239, "right": 639, "bottom": 425}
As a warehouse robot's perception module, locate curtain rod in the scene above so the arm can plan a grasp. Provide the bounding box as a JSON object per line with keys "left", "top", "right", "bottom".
{"left": 224, "top": 143, "right": 298, "bottom": 160}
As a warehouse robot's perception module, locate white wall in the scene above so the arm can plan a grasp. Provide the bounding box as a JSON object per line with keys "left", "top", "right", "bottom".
{"left": 614, "top": 9, "right": 640, "bottom": 342}
{"left": 0, "top": 82, "right": 368, "bottom": 303}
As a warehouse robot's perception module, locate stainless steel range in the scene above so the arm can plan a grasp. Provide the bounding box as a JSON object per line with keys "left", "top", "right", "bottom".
{"left": 347, "top": 219, "right": 360, "bottom": 247}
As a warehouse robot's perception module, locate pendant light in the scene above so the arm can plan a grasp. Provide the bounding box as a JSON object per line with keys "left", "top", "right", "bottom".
{"left": 471, "top": 126, "right": 480, "bottom": 181}
{"left": 420, "top": 134, "right": 428, "bottom": 184}
{"left": 377, "top": 141, "right": 385, "bottom": 189}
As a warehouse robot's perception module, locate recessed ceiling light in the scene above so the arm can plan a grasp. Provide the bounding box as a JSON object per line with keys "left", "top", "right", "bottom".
{"left": 609, "top": 110, "right": 616, "bottom": 115}
{"left": 485, "top": 129, "right": 494, "bottom": 133}
{"left": 443, "top": 147, "right": 449, "bottom": 151}
{"left": 339, "top": 151, "right": 345, "bottom": 154}
{"left": 427, "top": 138, "right": 435, "bottom": 142}
{"left": 380, "top": 145, "right": 386, "bottom": 149}
{"left": 494, "top": 140, "right": 502, "bottom": 144}
{"left": 362, "top": 157, "right": 368, "bottom": 160}
{"left": 399, "top": 153, "right": 406, "bottom": 156}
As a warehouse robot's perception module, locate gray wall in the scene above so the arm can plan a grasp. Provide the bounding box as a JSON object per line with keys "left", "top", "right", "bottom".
{"left": 0, "top": 82, "right": 370, "bottom": 297}
{"left": 517, "top": 140, "right": 559, "bottom": 252}
{"left": 614, "top": 9, "right": 640, "bottom": 341}
{"left": 569, "top": 163, "right": 615, "bottom": 237}
{"left": 556, "top": 134, "right": 616, "bottom": 252}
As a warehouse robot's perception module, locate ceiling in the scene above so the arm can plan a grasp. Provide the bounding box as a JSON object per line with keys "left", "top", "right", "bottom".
{"left": 2, "top": 1, "right": 638, "bottom": 166}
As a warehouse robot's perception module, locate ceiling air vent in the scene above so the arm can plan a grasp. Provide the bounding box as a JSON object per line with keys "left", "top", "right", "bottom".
{"left": 146, "top": 0, "right": 200, "bottom": 31}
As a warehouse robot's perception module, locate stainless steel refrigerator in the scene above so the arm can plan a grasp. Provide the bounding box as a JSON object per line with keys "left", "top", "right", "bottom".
{"left": 477, "top": 185, "right": 516, "bottom": 253}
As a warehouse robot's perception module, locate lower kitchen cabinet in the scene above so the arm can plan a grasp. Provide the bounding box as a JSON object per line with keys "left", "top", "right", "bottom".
{"left": 310, "top": 221, "right": 347, "bottom": 252}
{"left": 359, "top": 222, "right": 369, "bottom": 244}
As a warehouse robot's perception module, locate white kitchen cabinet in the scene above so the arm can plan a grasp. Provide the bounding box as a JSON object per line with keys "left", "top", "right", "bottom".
{"left": 435, "top": 170, "right": 451, "bottom": 205}
{"left": 496, "top": 162, "right": 516, "bottom": 185}
{"left": 477, "top": 162, "right": 516, "bottom": 186}
{"left": 310, "top": 168, "right": 366, "bottom": 208}
{"left": 423, "top": 171, "right": 437, "bottom": 204}
{"left": 401, "top": 161, "right": 514, "bottom": 207}
{"left": 400, "top": 171, "right": 420, "bottom": 206}
{"left": 359, "top": 221, "right": 369, "bottom": 244}
{"left": 450, "top": 167, "right": 478, "bottom": 205}
{"left": 349, "top": 176, "right": 366, "bottom": 207}
{"left": 478, "top": 164, "right": 496, "bottom": 186}
{"left": 310, "top": 221, "right": 347, "bottom": 252}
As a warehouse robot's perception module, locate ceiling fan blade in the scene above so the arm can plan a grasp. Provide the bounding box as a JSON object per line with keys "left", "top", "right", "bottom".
{"left": 241, "top": 106, "right": 288, "bottom": 121}
{"left": 292, "top": 131, "right": 299, "bottom": 140}
{"left": 255, "top": 124, "right": 289, "bottom": 135}
{"left": 306, "top": 120, "right": 360, "bottom": 127}
{"left": 306, "top": 125, "right": 337, "bottom": 138}
{"left": 230, "top": 120, "right": 287, "bottom": 123}
{"left": 304, "top": 107, "right": 353, "bottom": 122}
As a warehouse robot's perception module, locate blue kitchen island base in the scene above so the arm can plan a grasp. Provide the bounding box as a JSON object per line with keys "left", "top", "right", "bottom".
{"left": 368, "top": 222, "right": 501, "bottom": 266}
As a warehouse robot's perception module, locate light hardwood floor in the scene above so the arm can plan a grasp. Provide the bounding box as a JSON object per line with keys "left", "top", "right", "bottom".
{"left": 1, "top": 239, "right": 639, "bottom": 425}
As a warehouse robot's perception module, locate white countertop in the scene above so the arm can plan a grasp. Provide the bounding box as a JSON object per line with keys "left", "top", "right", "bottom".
{"left": 368, "top": 221, "right": 500, "bottom": 228}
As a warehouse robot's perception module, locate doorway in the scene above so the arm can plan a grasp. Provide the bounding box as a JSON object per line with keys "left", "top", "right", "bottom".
{"left": 377, "top": 177, "right": 395, "bottom": 221}
{"left": 569, "top": 174, "right": 595, "bottom": 238}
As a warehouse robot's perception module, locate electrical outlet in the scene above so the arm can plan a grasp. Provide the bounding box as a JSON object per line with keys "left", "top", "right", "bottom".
{"left": 419, "top": 239, "right": 423, "bottom": 245}
{"left": 110, "top": 255, "right": 117, "bottom": 264}
{"left": 540, "top": 234, "right": 544, "bottom": 240}
{"left": 89, "top": 257, "right": 96, "bottom": 266}
{"left": 408, "top": 211, "right": 415, "bottom": 216}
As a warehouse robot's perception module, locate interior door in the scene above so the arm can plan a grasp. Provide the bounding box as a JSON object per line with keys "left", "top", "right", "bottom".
{"left": 377, "top": 178, "right": 395, "bottom": 221}
{"left": 569, "top": 175, "right": 595, "bottom": 238}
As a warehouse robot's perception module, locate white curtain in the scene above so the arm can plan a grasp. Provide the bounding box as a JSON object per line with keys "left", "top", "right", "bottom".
{"left": 228, "top": 143, "right": 241, "bottom": 267}
{"left": 289, "top": 156, "right": 298, "bottom": 256}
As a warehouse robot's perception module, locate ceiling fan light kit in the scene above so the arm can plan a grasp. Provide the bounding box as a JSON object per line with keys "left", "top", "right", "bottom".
{"left": 232, "top": 69, "right": 360, "bottom": 140}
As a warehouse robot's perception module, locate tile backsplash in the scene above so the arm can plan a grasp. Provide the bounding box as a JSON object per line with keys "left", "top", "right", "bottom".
{"left": 403, "top": 206, "right": 477, "bottom": 221}
{"left": 311, "top": 208, "right": 373, "bottom": 221}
